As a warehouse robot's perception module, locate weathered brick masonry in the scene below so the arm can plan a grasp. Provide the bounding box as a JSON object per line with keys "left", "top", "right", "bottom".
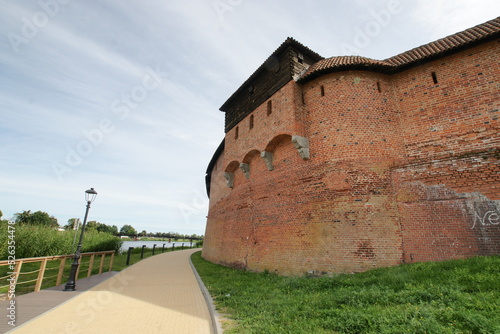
{"left": 203, "top": 18, "right": 500, "bottom": 275}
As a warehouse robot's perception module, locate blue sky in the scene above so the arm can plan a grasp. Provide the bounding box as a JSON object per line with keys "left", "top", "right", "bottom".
{"left": 1, "top": 0, "right": 498, "bottom": 235}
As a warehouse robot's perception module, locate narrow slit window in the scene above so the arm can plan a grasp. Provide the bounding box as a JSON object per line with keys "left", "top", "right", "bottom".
{"left": 320, "top": 85, "right": 325, "bottom": 96}
{"left": 431, "top": 72, "right": 438, "bottom": 84}
{"left": 249, "top": 115, "right": 254, "bottom": 129}
{"left": 235, "top": 126, "right": 239, "bottom": 140}
{"left": 376, "top": 81, "right": 381, "bottom": 93}
{"left": 267, "top": 100, "right": 272, "bottom": 115}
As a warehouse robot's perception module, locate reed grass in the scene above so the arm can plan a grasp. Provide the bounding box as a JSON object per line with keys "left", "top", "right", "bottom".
{"left": 0, "top": 224, "right": 122, "bottom": 260}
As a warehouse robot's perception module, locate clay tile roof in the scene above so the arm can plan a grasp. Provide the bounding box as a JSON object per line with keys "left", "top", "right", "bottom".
{"left": 386, "top": 17, "right": 500, "bottom": 67}
{"left": 298, "top": 16, "right": 500, "bottom": 83}
{"left": 300, "top": 56, "right": 392, "bottom": 80}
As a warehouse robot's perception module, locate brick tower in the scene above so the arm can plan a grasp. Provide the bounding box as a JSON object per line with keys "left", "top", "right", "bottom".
{"left": 203, "top": 18, "right": 500, "bottom": 275}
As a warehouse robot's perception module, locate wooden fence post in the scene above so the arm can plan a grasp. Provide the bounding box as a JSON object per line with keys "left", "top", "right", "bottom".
{"left": 56, "top": 257, "right": 67, "bottom": 286}
{"left": 8, "top": 261, "right": 23, "bottom": 300}
{"left": 109, "top": 252, "right": 115, "bottom": 272}
{"left": 87, "top": 254, "right": 95, "bottom": 278}
{"left": 98, "top": 253, "right": 105, "bottom": 274}
{"left": 34, "top": 258, "right": 48, "bottom": 292}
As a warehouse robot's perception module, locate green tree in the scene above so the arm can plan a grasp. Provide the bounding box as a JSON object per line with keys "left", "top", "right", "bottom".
{"left": 95, "top": 222, "right": 118, "bottom": 235}
{"left": 86, "top": 220, "right": 98, "bottom": 231}
{"left": 69, "top": 220, "right": 119, "bottom": 235}
{"left": 14, "top": 210, "right": 31, "bottom": 224}
{"left": 120, "top": 224, "right": 137, "bottom": 236}
{"left": 111, "top": 225, "right": 119, "bottom": 235}
{"left": 64, "top": 218, "right": 80, "bottom": 230}
{"left": 15, "top": 210, "right": 59, "bottom": 228}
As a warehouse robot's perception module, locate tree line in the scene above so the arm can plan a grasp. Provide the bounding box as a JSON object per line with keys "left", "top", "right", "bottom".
{"left": 0, "top": 210, "right": 203, "bottom": 240}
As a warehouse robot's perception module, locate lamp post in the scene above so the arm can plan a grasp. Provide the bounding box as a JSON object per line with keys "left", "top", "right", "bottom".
{"left": 64, "top": 188, "right": 97, "bottom": 291}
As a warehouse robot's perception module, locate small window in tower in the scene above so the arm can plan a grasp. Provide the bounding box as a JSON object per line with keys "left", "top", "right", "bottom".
{"left": 249, "top": 115, "right": 254, "bottom": 129}
{"left": 431, "top": 72, "right": 438, "bottom": 84}
{"left": 235, "top": 126, "right": 239, "bottom": 140}
{"left": 298, "top": 53, "right": 304, "bottom": 64}
{"left": 248, "top": 85, "right": 254, "bottom": 95}
{"left": 376, "top": 81, "right": 381, "bottom": 93}
{"left": 320, "top": 85, "right": 325, "bottom": 96}
{"left": 267, "top": 100, "right": 272, "bottom": 115}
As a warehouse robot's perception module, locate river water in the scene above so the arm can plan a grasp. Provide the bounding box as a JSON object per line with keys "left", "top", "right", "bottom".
{"left": 119, "top": 240, "right": 194, "bottom": 252}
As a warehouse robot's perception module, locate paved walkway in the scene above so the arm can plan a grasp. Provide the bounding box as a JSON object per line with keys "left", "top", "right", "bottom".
{"left": 0, "top": 271, "right": 120, "bottom": 333}
{"left": 3, "top": 249, "right": 218, "bottom": 334}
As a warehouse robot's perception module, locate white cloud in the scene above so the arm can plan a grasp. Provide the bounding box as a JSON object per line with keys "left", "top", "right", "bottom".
{"left": 410, "top": 0, "right": 500, "bottom": 42}
{"left": 0, "top": 0, "right": 497, "bottom": 235}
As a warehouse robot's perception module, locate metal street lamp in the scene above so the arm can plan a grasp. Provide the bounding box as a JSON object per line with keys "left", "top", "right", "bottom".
{"left": 64, "top": 188, "right": 97, "bottom": 291}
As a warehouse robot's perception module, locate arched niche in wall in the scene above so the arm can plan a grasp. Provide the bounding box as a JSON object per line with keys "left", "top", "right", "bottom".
{"left": 241, "top": 150, "right": 261, "bottom": 180}
{"left": 224, "top": 160, "right": 240, "bottom": 188}
{"left": 265, "top": 134, "right": 293, "bottom": 152}
{"left": 262, "top": 134, "right": 295, "bottom": 170}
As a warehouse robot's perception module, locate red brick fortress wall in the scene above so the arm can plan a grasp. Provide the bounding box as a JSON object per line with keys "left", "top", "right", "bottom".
{"left": 204, "top": 72, "right": 407, "bottom": 275}
{"left": 203, "top": 39, "right": 500, "bottom": 275}
{"left": 392, "top": 40, "right": 500, "bottom": 263}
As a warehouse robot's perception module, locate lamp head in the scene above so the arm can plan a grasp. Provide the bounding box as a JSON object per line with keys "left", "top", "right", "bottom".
{"left": 85, "top": 188, "right": 98, "bottom": 203}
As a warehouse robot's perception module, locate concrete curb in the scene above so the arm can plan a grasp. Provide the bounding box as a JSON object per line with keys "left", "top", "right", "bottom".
{"left": 189, "top": 251, "right": 224, "bottom": 334}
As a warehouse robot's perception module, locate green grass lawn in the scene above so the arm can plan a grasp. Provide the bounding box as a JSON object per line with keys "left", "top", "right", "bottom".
{"left": 191, "top": 252, "right": 500, "bottom": 333}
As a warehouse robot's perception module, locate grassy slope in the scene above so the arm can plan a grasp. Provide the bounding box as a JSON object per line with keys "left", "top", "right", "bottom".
{"left": 191, "top": 252, "right": 500, "bottom": 334}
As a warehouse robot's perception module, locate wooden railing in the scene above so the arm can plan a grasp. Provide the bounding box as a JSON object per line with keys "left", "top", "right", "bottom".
{"left": 0, "top": 251, "right": 115, "bottom": 299}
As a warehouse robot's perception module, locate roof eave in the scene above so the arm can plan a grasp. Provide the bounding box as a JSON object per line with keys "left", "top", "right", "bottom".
{"left": 220, "top": 38, "right": 324, "bottom": 112}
